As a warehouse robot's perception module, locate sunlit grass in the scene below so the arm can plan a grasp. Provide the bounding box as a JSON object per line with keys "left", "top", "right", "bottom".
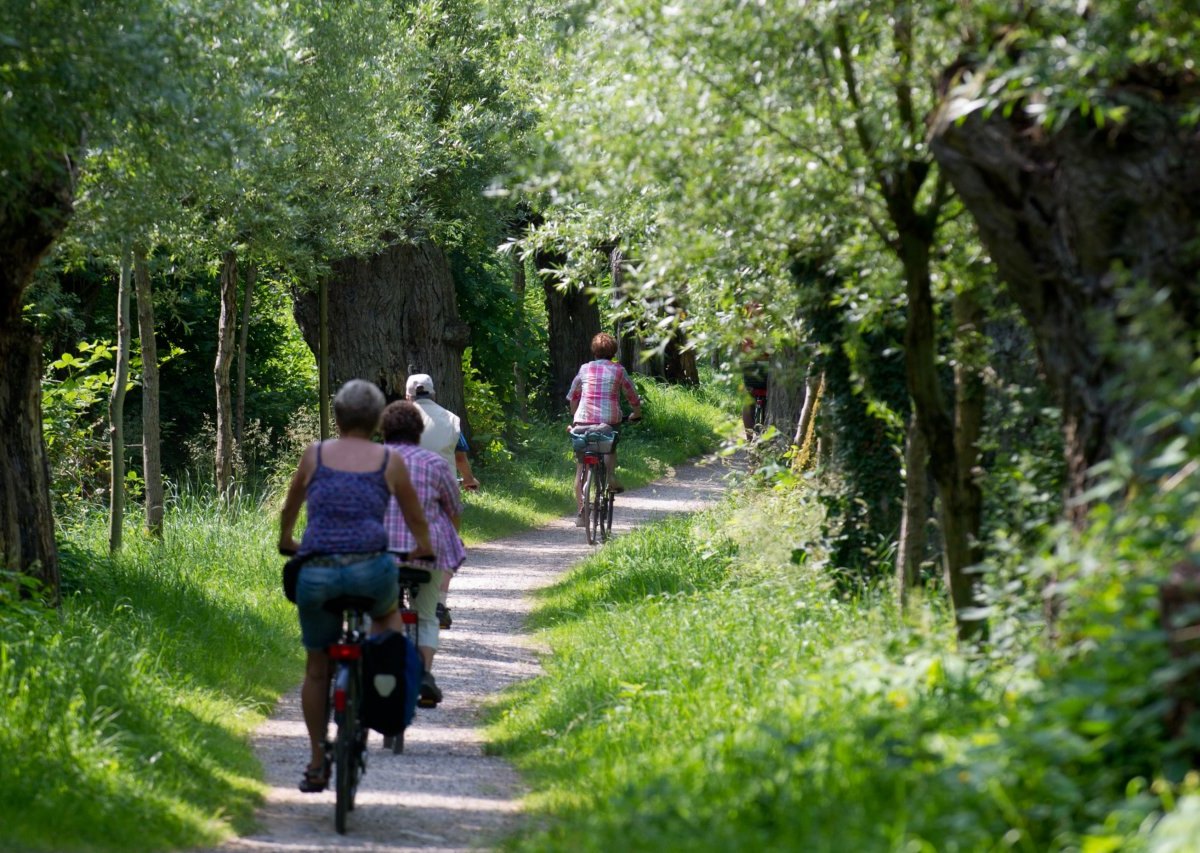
{"left": 0, "top": 496, "right": 299, "bottom": 852}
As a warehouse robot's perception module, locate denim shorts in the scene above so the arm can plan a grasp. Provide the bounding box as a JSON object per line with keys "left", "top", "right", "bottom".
{"left": 295, "top": 553, "right": 398, "bottom": 651}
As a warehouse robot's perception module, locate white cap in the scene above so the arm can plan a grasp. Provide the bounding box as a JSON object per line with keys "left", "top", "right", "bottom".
{"left": 406, "top": 373, "right": 435, "bottom": 398}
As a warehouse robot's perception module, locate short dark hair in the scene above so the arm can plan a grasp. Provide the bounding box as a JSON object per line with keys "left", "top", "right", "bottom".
{"left": 381, "top": 400, "right": 425, "bottom": 444}
{"left": 591, "top": 332, "right": 618, "bottom": 360}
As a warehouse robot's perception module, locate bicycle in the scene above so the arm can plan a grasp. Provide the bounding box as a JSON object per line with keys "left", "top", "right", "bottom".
{"left": 381, "top": 554, "right": 432, "bottom": 755}
{"left": 280, "top": 549, "right": 415, "bottom": 834}
{"left": 750, "top": 387, "right": 767, "bottom": 434}
{"left": 324, "top": 592, "right": 372, "bottom": 834}
{"left": 571, "top": 415, "right": 635, "bottom": 546}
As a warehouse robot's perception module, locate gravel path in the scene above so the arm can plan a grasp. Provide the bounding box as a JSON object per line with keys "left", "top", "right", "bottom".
{"left": 206, "top": 455, "right": 734, "bottom": 853}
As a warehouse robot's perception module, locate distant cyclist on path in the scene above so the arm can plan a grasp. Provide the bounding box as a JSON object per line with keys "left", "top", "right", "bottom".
{"left": 567, "top": 332, "right": 642, "bottom": 526}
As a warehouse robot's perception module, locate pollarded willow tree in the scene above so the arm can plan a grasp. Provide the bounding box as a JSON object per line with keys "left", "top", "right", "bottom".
{"left": 930, "top": 1, "right": 1200, "bottom": 517}
{"left": 285, "top": 0, "right": 528, "bottom": 427}
{"left": 63, "top": 0, "right": 298, "bottom": 518}
{"left": 526, "top": 0, "right": 1004, "bottom": 636}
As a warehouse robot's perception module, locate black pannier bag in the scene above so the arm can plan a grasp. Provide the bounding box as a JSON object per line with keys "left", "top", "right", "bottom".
{"left": 360, "top": 629, "right": 422, "bottom": 735}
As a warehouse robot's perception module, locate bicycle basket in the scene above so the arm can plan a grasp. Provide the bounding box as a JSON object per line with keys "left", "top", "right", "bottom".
{"left": 570, "top": 428, "right": 615, "bottom": 453}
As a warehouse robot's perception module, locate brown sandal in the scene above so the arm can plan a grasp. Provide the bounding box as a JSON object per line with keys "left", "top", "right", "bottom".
{"left": 298, "top": 757, "right": 330, "bottom": 793}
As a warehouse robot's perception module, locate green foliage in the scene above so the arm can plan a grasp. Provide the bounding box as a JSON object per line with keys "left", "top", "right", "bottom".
{"left": 0, "top": 496, "right": 299, "bottom": 852}
{"left": 955, "top": 1, "right": 1200, "bottom": 130}
{"left": 491, "top": 488, "right": 1200, "bottom": 851}
{"left": 462, "top": 347, "right": 512, "bottom": 464}
{"left": 40, "top": 341, "right": 119, "bottom": 511}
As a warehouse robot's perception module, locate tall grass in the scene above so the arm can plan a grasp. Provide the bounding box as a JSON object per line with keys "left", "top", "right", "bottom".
{"left": 0, "top": 495, "right": 299, "bottom": 852}
{"left": 488, "top": 490, "right": 1197, "bottom": 852}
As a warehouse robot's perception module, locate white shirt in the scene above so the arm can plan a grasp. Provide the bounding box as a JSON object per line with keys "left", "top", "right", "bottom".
{"left": 412, "top": 397, "right": 460, "bottom": 471}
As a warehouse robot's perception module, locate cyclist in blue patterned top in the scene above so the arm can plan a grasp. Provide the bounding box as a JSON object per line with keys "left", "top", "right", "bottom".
{"left": 279, "top": 379, "right": 433, "bottom": 793}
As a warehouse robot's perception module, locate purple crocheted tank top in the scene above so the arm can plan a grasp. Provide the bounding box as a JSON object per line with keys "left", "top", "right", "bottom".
{"left": 299, "top": 442, "right": 390, "bottom": 555}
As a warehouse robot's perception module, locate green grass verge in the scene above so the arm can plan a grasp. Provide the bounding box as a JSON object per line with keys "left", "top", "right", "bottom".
{"left": 0, "top": 497, "right": 299, "bottom": 853}
{"left": 459, "top": 376, "right": 732, "bottom": 545}
{"left": 487, "top": 490, "right": 1195, "bottom": 852}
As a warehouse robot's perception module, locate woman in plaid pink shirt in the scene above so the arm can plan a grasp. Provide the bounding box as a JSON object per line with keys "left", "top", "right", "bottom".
{"left": 567, "top": 333, "right": 642, "bottom": 522}
{"left": 381, "top": 400, "right": 466, "bottom": 708}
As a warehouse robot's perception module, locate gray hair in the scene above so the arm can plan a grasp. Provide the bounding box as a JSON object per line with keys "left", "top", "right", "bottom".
{"left": 333, "top": 379, "right": 386, "bottom": 433}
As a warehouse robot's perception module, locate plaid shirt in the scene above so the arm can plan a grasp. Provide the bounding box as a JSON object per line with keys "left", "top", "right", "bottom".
{"left": 567, "top": 359, "right": 640, "bottom": 425}
{"left": 383, "top": 443, "right": 466, "bottom": 572}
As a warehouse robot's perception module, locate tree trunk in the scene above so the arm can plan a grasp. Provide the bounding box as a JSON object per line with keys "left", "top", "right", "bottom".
{"left": 214, "top": 250, "right": 238, "bottom": 498}
{"left": 662, "top": 336, "right": 700, "bottom": 385}
{"left": 133, "top": 247, "right": 164, "bottom": 538}
{"left": 318, "top": 274, "right": 331, "bottom": 440}
{"left": 293, "top": 241, "right": 472, "bottom": 431}
{"left": 766, "top": 343, "right": 808, "bottom": 443}
{"left": 108, "top": 252, "right": 132, "bottom": 552}
{"left": 610, "top": 247, "right": 642, "bottom": 374}
{"left": 952, "top": 285, "right": 986, "bottom": 586}
{"left": 538, "top": 248, "right": 602, "bottom": 412}
{"left": 931, "top": 80, "right": 1200, "bottom": 520}
{"left": 793, "top": 368, "right": 822, "bottom": 446}
{"left": 792, "top": 370, "right": 823, "bottom": 471}
{"left": 901, "top": 231, "right": 985, "bottom": 641}
{"left": 511, "top": 254, "right": 529, "bottom": 424}
{"left": 235, "top": 260, "right": 257, "bottom": 448}
{"left": 896, "top": 409, "right": 930, "bottom": 605}
{"left": 0, "top": 164, "right": 75, "bottom": 602}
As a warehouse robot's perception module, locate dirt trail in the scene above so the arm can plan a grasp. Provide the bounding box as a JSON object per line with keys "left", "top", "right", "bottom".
{"left": 207, "top": 455, "right": 734, "bottom": 852}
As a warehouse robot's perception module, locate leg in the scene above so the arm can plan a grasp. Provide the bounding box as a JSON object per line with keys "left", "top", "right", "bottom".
{"left": 605, "top": 451, "right": 622, "bottom": 492}
{"left": 742, "top": 400, "right": 755, "bottom": 441}
{"left": 574, "top": 460, "right": 586, "bottom": 510}
{"left": 301, "top": 650, "right": 330, "bottom": 771}
{"left": 414, "top": 569, "right": 444, "bottom": 669}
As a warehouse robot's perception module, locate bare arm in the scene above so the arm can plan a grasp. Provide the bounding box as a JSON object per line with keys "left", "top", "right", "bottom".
{"left": 278, "top": 443, "right": 318, "bottom": 553}
{"left": 620, "top": 368, "right": 642, "bottom": 419}
{"left": 386, "top": 452, "right": 433, "bottom": 558}
{"left": 455, "top": 450, "right": 479, "bottom": 490}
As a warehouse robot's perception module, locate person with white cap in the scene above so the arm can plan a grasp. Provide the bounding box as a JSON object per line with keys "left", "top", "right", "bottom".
{"left": 405, "top": 372, "right": 478, "bottom": 629}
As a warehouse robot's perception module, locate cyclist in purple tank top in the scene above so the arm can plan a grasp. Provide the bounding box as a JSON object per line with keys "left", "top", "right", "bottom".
{"left": 278, "top": 379, "right": 434, "bottom": 793}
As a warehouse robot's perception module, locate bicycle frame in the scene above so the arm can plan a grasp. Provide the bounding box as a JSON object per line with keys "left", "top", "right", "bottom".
{"left": 325, "top": 600, "right": 370, "bottom": 834}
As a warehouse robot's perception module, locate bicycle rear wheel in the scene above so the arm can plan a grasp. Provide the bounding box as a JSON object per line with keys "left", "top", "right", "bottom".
{"left": 333, "top": 665, "right": 363, "bottom": 833}
{"left": 585, "top": 465, "right": 603, "bottom": 545}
